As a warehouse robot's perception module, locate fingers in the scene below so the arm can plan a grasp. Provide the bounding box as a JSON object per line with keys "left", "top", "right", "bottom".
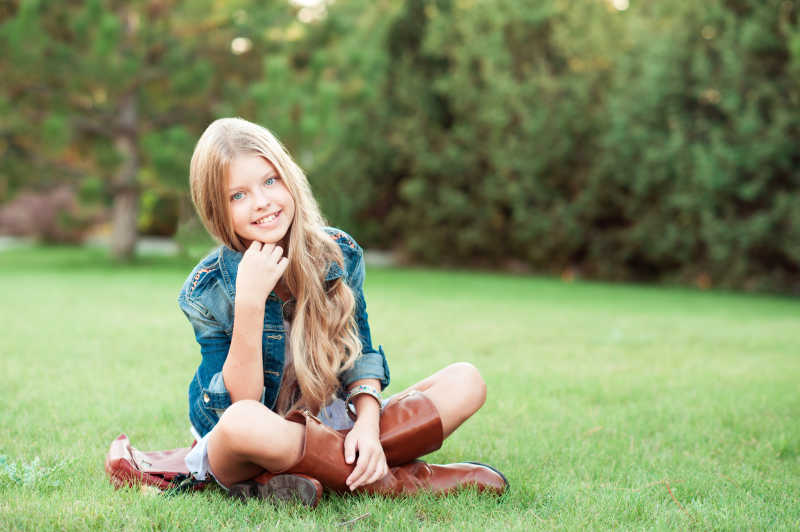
{"left": 358, "top": 452, "right": 387, "bottom": 490}
{"left": 346, "top": 451, "right": 371, "bottom": 490}
{"left": 258, "top": 242, "right": 275, "bottom": 255}
{"left": 276, "top": 256, "right": 289, "bottom": 274}
{"left": 346, "top": 445, "right": 387, "bottom": 491}
{"left": 269, "top": 245, "right": 284, "bottom": 260}
{"left": 257, "top": 243, "right": 285, "bottom": 266}
{"left": 247, "top": 242, "right": 286, "bottom": 265}
{"left": 344, "top": 433, "right": 357, "bottom": 465}
{"left": 237, "top": 241, "right": 288, "bottom": 303}
{"left": 364, "top": 455, "right": 388, "bottom": 486}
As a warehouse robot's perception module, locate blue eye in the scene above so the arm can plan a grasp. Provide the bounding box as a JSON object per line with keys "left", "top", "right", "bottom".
{"left": 265, "top": 177, "right": 276, "bottom": 186}
{"left": 231, "top": 191, "right": 245, "bottom": 201}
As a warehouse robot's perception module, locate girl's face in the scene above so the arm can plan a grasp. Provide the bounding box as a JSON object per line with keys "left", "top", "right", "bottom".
{"left": 227, "top": 153, "right": 295, "bottom": 247}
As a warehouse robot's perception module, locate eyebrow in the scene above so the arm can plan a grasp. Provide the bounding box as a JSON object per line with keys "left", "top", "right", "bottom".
{"left": 228, "top": 171, "right": 278, "bottom": 193}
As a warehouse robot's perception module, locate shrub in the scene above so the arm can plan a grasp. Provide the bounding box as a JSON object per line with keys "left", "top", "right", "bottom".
{"left": 285, "top": 0, "right": 800, "bottom": 293}
{"left": 0, "top": 185, "right": 95, "bottom": 244}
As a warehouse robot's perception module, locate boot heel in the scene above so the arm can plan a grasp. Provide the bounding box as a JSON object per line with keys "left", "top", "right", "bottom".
{"left": 229, "top": 474, "right": 322, "bottom": 507}
{"left": 228, "top": 482, "right": 256, "bottom": 500}
{"left": 261, "top": 474, "right": 321, "bottom": 506}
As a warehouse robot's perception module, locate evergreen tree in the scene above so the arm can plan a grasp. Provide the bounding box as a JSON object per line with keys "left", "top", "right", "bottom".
{"left": 0, "top": 0, "right": 291, "bottom": 259}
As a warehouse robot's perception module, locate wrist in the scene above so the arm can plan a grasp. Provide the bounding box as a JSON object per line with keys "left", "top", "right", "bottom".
{"left": 346, "top": 383, "right": 382, "bottom": 422}
{"left": 352, "top": 407, "right": 380, "bottom": 435}
{"left": 353, "top": 413, "right": 380, "bottom": 433}
{"left": 235, "top": 292, "right": 266, "bottom": 311}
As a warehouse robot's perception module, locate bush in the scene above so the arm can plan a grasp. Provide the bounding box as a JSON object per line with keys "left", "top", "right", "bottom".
{"left": 279, "top": 0, "right": 799, "bottom": 293}
{"left": 0, "top": 185, "right": 95, "bottom": 244}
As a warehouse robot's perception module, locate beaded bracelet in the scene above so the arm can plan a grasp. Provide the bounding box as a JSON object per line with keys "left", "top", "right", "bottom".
{"left": 345, "top": 384, "right": 383, "bottom": 421}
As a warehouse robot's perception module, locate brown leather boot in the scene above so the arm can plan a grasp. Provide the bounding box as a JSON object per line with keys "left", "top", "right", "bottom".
{"left": 370, "top": 460, "right": 509, "bottom": 496}
{"left": 377, "top": 389, "right": 507, "bottom": 495}
{"left": 379, "top": 389, "right": 444, "bottom": 466}
{"left": 232, "top": 388, "right": 507, "bottom": 503}
{"left": 280, "top": 406, "right": 508, "bottom": 497}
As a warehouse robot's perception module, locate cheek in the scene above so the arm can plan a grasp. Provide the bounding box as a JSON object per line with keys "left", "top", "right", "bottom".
{"left": 281, "top": 188, "right": 296, "bottom": 220}
{"left": 285, "top": 197, "right": 296, "bottom": 224}
{"left": 230, "top": 202, "right": 250, "bottom": 230}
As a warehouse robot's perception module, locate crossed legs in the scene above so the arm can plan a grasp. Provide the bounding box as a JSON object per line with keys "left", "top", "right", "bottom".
{"left": 207, "top": 362, "right": 487, "bottom": 488}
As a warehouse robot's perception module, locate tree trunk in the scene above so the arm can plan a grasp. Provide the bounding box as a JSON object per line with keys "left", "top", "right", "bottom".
{"left": 110, "top": 8, "right": 140, "bottom": 262}
{"left": 110, "top": 91, "right": 139, "bottom": 261}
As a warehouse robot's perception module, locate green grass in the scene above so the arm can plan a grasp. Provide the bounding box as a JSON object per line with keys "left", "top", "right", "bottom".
{"left": 1, "top": 245, "right": 798, "bottom": 530}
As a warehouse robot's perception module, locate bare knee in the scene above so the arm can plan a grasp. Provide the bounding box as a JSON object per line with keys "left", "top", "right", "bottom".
{"left": 218, "top": 399, "right": 266, "bottom": 428}
{"left": 213, "top": 400, "right": 267, "bottom": 455}
{"left": 209, "top": 400, "right": 304, "bottom": 481}
{"left": 213, "top": 399, "right": 300, "bottom": 462}
{"left": 448, "top": 362, "right": 486, "bottom": 412}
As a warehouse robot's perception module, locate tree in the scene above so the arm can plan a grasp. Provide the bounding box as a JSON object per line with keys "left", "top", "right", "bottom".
{"left": 271, "top": 0, "right": 800, "bottom": 292}
{"left": 0, "top": 0, "right": 292, "bottom": 260}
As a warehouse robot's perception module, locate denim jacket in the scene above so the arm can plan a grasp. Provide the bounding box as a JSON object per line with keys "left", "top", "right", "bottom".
{"left": 178, "top": 227, "right": 390, "bottom": 437}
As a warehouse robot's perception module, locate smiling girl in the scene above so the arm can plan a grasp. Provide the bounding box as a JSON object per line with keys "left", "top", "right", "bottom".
{"left": 178, "top": 117, "right": 507, "bottom": 505}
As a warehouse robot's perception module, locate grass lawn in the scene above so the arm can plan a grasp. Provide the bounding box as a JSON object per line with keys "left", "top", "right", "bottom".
{"left": 1, "top": 245, "right": 798, "bottom": 530}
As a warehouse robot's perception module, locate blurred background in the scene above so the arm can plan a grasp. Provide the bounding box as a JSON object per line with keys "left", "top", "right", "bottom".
{"left": 0, "top": 0, "right": 798, "bottom": 293}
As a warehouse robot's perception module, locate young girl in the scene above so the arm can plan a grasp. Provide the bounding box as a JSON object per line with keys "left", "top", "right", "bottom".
{"left": 179, "top": 117, "right": 507, "bottom": 505}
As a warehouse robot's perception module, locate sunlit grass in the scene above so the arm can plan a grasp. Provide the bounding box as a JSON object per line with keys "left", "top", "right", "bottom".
{"left": 1, "top": 246, "right": 798, "bottom": 530}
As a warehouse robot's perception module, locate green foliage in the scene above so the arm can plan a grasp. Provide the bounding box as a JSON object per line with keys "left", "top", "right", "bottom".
{"left": 268, "top": 0, "right": 799, "bottom": 292}
{"left": 141, "top": 127, "right": 195, "bottom": 189}
{"left": 1, "top": 0, "right": 797, "bottom": 289}
{"left": 137, "top": 187, "right": 179, "bottom": 237}
{"left": 581, "top": 1, "right": 799, "bottom": 291}
{"left": 0, "top": 0, "right": 293, "bottom": 250}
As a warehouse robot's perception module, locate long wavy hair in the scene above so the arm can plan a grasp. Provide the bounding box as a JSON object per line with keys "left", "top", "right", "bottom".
{"left": 189, "top": 117, "right": 361, "bottom": 414}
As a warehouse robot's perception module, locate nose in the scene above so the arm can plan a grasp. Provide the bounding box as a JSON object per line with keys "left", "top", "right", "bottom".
{"left": 253, "top": 187, "right": 270, "bottom": 210}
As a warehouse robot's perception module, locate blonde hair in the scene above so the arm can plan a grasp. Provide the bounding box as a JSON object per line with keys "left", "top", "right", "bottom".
{"left": 189, "top": 117, "right": 362, "bottom": 414}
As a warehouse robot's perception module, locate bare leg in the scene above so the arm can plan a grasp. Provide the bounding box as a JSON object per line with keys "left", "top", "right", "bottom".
{"left": 207, "top": 399, "right": 305, "bottom": 488}
{"left": 207, "top": 363, "right": 486, "bottom": 487}
{"left": 397, "top": 362, "right": 487, "bottom": 439}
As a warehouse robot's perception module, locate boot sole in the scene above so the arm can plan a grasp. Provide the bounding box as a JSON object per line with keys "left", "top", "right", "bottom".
{"left": 229, "top": 474, "right": 321, "bottom": 507}
{"left": 461, "top": 461, "right": 510, "bottom": 490}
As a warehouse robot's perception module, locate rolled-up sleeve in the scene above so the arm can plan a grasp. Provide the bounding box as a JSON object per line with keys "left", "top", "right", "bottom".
{"left": 338, "top": 249, "right": 391, "bottom": 391}
{"left": 179, "top": 294, "right": 234, "bottom": 414}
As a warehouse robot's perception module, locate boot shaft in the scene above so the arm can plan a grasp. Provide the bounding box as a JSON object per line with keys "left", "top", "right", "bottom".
{"left": 283, "top": 409, "right": 353, "bottom": 493}
{"left": 380, "top": 389, "right": 444, "bottom": 466}
{"left": 280, "top": 389, "right": 445, "bottom": 494}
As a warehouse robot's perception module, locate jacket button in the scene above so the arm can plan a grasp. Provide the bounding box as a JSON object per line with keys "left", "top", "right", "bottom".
{"left": 203, "top": 393, "right": 210, "bottom": 403}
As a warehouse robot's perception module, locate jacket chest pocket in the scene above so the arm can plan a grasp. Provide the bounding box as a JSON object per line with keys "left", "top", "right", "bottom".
{"left": 262, "top": 329, "right": 285, "bottom": 409}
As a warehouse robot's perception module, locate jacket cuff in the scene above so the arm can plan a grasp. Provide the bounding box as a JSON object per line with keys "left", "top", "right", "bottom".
{"left": 338, "top": 346, "right": 390, "bottom": 395}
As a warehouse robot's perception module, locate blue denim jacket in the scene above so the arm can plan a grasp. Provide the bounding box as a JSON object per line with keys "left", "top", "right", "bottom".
{"left": 178, "top": 227, "right": 390, "bottom": 437}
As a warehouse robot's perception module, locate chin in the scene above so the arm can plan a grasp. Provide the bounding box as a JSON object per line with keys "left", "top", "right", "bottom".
{"left": 250, "top": 227, "right": 289, "bottom": 244}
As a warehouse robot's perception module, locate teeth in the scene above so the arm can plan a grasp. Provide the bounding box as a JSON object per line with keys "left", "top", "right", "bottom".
{"left": 254, "top": 212, "right": 279, "bottom": 225}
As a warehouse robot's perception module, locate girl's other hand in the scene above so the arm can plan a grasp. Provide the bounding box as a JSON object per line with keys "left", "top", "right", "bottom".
{"left": 235, "top": 240, "right": 288, "bottom": 307}
{"left": 344, "top": 422, "right": 388, "bottom": 491}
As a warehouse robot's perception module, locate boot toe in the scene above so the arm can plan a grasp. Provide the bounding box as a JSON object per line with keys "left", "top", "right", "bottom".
{"left": 454, "top": 462, "right": 509, "bottom": 495}
{"left": 462, "top": 461, "right": 509, "bottom": 490}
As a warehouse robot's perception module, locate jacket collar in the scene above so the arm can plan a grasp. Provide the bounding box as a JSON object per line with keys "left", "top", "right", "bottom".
{"left": 218, "top": 245, "right": 344, "bottom": 296}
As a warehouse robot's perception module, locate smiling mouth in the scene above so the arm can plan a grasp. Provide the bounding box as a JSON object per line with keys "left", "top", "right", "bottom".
{"left": 252, "top": 210, "right": 281, "bottom": 225}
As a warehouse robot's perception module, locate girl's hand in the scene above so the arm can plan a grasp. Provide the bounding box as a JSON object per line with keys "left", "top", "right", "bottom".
{"left": 344, "top": 420, "right": 388, "bottom": 490}
{"left": 235, "top": 240, "right": 289, "bottom": 307}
